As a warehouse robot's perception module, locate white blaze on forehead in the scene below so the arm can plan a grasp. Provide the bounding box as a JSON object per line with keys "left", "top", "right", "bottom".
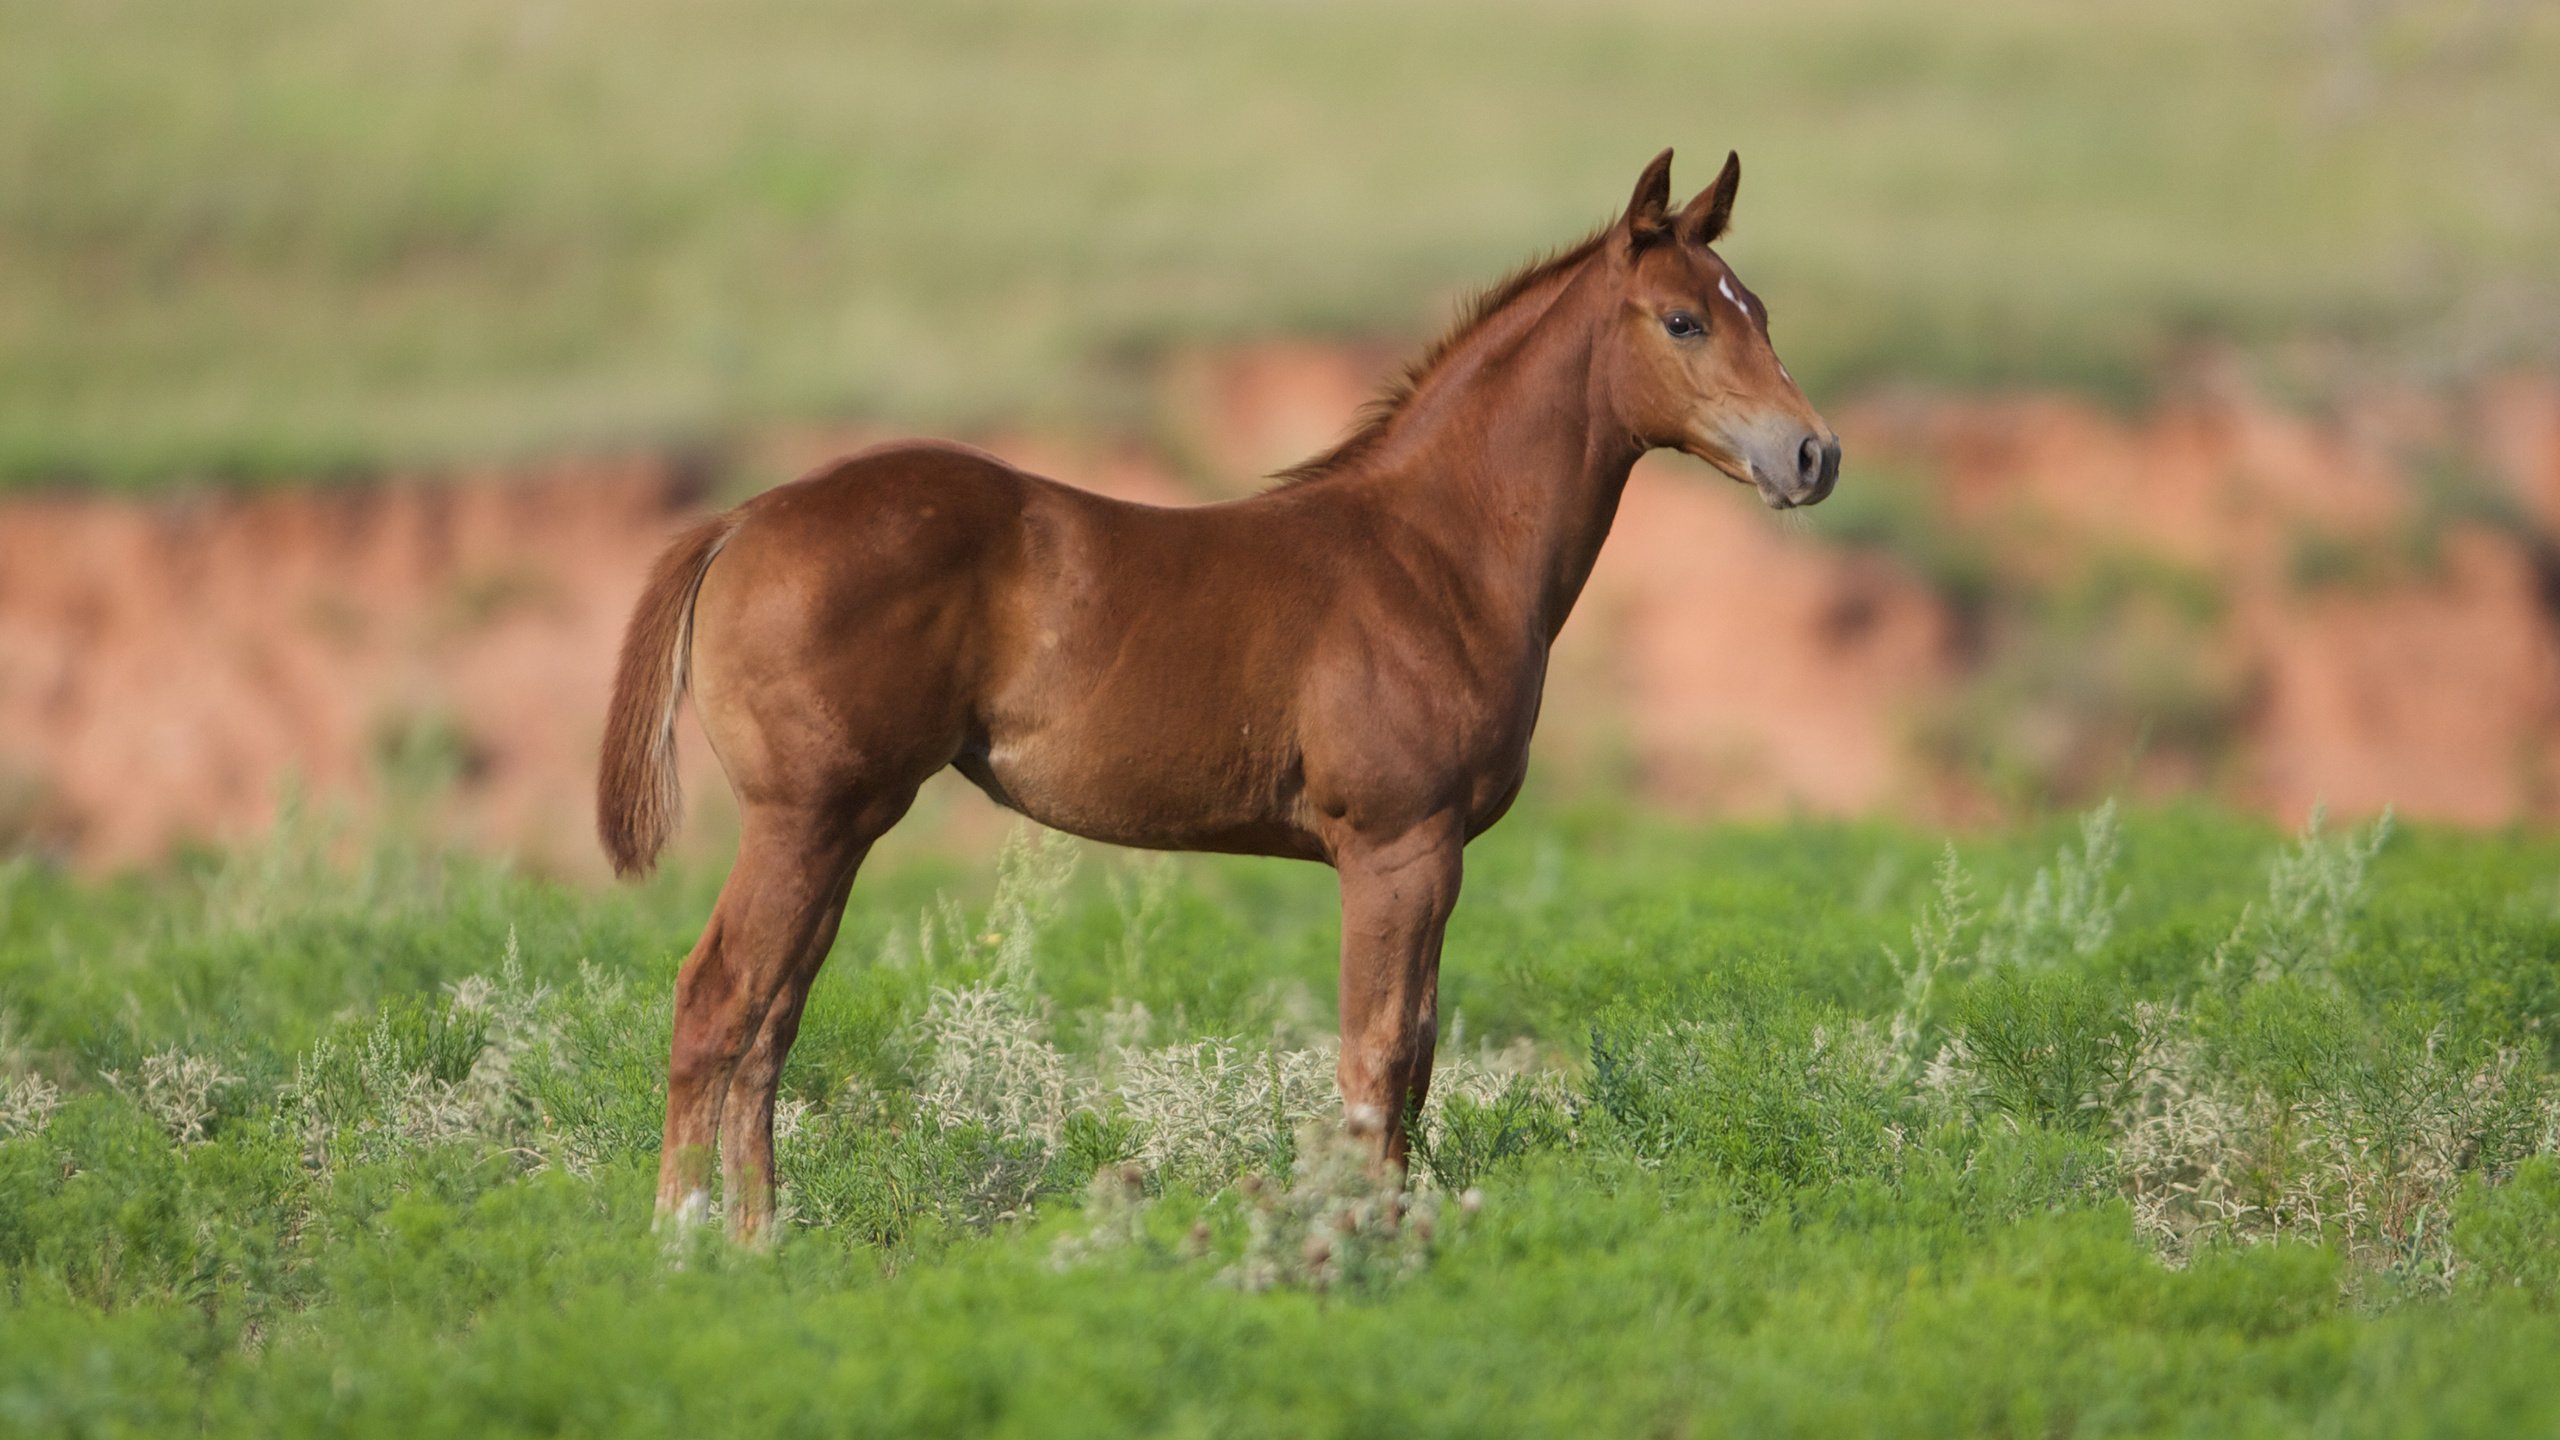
{"left": 1716, "top": 274, "right": 1760, "bottom": 324}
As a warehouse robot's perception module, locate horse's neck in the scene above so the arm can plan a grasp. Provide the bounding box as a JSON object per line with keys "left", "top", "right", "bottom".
{"left": 1363, "top": 268, "right": 1639, "bottom": 643}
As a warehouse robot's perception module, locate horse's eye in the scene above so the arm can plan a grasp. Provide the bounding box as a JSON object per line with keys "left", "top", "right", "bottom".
{"left": 1663, "top": 311, "right": 1704, "bottom": 340}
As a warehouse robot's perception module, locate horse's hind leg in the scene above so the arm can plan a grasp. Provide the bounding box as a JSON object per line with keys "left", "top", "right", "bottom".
{"left": 655, "top": 795, "right": 901, "bottom": 1237}
{"left": 713, "top": 854, "right": 855, "bottom": 1247}
{"left": 715, "top": 793, "right": 908, "bottom": 1243}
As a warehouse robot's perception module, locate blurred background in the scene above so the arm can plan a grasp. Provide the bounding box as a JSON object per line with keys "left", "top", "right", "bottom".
{"left": 4, "top": 0, "right": 2559, "bottom": 873}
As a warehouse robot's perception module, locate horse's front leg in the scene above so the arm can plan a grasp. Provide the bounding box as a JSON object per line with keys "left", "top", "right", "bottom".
{"left": 1332, "top": 816, "right": 1464, "bottom": 1171}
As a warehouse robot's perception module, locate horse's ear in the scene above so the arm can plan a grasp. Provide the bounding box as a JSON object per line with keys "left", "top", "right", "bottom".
{"left": 1677, "top": 150, "right": 1741, "bottom": 246}
{"left": 1624, "top": 147, "right": 1675, "bottom": 248}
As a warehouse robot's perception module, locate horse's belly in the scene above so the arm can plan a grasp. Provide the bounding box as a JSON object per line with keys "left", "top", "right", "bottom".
{"left": 957, "top": 721, "right": 1316, "bottom": 860}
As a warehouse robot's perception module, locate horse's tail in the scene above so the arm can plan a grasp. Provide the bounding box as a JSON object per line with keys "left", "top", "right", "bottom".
{"left": 598, "top": 514, "right": 736, "bottom": 878}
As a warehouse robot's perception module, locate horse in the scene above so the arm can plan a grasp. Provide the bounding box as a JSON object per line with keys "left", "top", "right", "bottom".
{"left": 600, "top": 147, "right": 1840, "bottom": 1242}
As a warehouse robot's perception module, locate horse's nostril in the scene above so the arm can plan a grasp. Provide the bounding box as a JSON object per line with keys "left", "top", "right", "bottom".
{"left": 1796, "top": 435, "right": 1823, "bottom": 484}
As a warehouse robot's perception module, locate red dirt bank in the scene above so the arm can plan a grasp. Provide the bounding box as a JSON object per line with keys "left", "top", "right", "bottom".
{"left": 4, "top": 357, "right": 2557, "bottom": 872}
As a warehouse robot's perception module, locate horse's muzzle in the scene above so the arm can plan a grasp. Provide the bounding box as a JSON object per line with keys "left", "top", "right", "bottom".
{"left": 1756, "top": 432, "right": 1840, "bottom": 509}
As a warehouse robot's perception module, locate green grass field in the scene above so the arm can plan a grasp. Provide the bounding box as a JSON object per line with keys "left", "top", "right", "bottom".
{"left": 6, "top": 0, "right": 2559, "bottom": 485}
{"left": 11, "top": 4, "right": 2560, "bottom": 1429}
{"left": 5, "top": 800, "right": 2559, "bottom": 1435}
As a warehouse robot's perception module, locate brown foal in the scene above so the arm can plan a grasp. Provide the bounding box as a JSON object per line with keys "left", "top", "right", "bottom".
{"left": 600, "top": 148, "right": 1839, "bottom": 1242}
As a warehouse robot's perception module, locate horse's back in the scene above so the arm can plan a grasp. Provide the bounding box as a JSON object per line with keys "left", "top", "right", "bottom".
{"left": 740, "top": 439, "right": 1036, "bottom": 561}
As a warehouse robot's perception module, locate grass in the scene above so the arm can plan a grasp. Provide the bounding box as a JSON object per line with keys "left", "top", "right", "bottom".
{"left": 5, "top": 0, "right": 2559, "bottom": 485}
{"left": 4, "top": 798, "right": 2560, "bottom": 1434}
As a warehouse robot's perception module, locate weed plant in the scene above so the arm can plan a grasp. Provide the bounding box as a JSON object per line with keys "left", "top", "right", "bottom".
{"left": 3, "top": 801, "right": 2560, "bottom": 1433}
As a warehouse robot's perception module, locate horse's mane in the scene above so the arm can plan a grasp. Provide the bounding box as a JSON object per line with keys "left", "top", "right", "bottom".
{"left": 1270, "top": 225, "right": 1612, "bottom": 487}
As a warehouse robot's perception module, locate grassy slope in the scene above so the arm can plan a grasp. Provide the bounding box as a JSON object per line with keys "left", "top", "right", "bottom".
{"left": 5, "top": 0, "right": 2558, "bottom": 484}
{"left": 4, "top": 805, "right": 2560, "bottom": 1435}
